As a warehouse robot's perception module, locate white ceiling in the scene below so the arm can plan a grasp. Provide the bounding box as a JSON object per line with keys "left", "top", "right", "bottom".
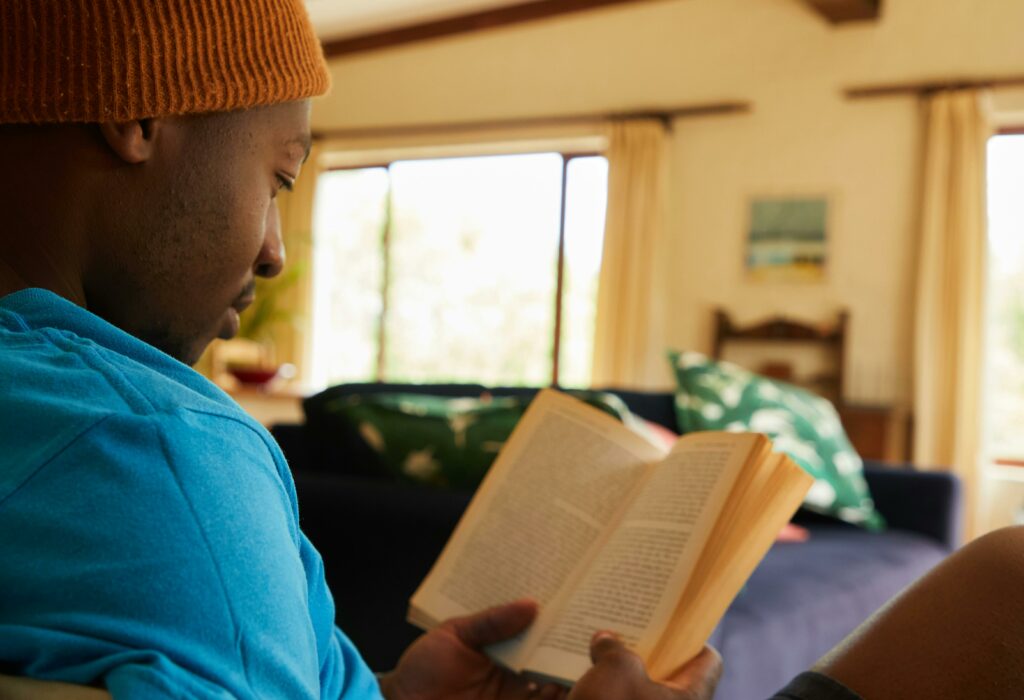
{"left": 305, "top": 0, "right": 528, "bottom": 41}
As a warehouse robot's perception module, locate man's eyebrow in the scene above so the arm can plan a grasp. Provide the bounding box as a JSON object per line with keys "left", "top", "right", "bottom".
{"left": 286, "top": 134, "right": 313, "bottom": 164}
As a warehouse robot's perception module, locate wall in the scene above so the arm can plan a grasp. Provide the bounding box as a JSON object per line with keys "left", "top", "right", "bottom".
{"left": 312, "top": 0, "right": 1024, "bottom": 399}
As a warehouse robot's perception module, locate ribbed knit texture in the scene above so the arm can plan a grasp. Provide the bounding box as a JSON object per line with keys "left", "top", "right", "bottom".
{"left": 0, "top": 0, "right": 331, "bottom": 124}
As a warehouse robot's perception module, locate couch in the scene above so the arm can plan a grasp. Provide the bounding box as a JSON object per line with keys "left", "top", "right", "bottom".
{"left": 271, "top": 383, "right": 961, "bottom": 700}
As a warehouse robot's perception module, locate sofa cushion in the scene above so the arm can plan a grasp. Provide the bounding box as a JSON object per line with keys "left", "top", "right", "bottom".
{"left": 315, "top": 390, "right": 633, "bottom": 488}
{"left": 668, "top": 350, "right": 883, "bottom": 530}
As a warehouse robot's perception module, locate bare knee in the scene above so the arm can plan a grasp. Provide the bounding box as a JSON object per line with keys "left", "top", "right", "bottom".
{"left": 817, "top": 525, "right": 1024, "bottom": 700}
{"left": 955, "top": 525, "right": 1024, "bottom": 580}
{"left": 885, "top": 524, "right": 1024, "bottom": 638}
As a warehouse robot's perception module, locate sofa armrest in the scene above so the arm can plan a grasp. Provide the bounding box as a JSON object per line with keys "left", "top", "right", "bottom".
{"left": 270, "top": 423, "right": 311, "bottom": 471}
{"left": 862, "top": 463, "right": 962, "bottom": 550}
{"left": 293, "top": 474, "right": 472, "bottom": 670}
{"left": 271, "top": 421, "right": 392, "bottom": 480}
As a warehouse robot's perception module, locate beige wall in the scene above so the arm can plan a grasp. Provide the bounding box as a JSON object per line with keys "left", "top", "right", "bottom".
{"left": 312, "top": 0, "right": 1024, "bottom": 399}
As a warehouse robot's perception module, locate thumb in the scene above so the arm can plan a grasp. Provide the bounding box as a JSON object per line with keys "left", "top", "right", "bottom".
{"left": 589, "top": 631, "right": 647, "bottom": 676}
{"left": 446, "top": 599, "right": 539, "bottom": 649}
{"left": 568, "top": 631, "right": 649, "bottom": 698}
{"left": 661, "top": 646, "right": 724, "bottom": 697}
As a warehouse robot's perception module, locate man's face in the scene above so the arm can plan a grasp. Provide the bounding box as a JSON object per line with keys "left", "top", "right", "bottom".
{"left": 85, "top": 100, "right": 312, "bottom": 366}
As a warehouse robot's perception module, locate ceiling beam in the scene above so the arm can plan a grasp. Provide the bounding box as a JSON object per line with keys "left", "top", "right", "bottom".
{"left": 321, "top": 0, "right": 670, "bottom": 58}
{"left": 311, "top": 101, "right": 752, "bottom": 141}
{"left": 801, "top": 0, "right": 881, "bottom": 24}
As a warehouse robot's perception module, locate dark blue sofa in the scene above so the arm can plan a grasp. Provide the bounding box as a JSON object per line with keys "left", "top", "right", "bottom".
{"left": 273, "top": 383, "right": 961, "bottom": 699}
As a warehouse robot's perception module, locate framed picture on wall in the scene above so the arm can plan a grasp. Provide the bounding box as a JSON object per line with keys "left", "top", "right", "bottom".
{"left": 746, "top": 196, "right": 828, "bottom": 282}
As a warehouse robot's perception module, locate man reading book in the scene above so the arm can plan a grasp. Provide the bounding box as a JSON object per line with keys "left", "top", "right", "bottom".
{"left": 2, "top": 2, "right": 1024, "bottom": 700}
{"left": 0, "top": 2, "right": 718, "bottom": 698}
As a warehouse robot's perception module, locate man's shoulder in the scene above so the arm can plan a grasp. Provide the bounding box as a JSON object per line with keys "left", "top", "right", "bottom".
{"left": 3, "top": 305, "right": 238, "bottom": 412}
{"left": 0, "top": 311, "right": 278, "bottom": 502}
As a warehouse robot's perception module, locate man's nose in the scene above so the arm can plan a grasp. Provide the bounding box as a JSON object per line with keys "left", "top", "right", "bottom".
{"left": 255, "top": 200, "right": 286, "bottom": 279}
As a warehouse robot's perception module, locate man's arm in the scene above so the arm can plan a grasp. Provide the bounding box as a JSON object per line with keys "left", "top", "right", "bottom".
{"left": 0, "top": 409, "right": 374, "bottom": 698}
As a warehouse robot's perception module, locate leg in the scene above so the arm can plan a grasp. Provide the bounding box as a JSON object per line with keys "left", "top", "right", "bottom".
{"left": 814, "top": 525, "right": 1024, "bottom": 699}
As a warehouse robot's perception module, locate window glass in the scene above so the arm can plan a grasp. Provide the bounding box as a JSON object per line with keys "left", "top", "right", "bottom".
{"left": 560, "top": 156, "right": 609, "bottom": 387}
{"left": 310, "top": 152, "right": 609, "bottom": 388}
{"left": 385, "top": 154, "right": 563, "bottom": 384}
{"left": 310, "top": 168, "right": 388, "bottom": 387}
{"left": 985, "top": 135, "right": 1024, "bottom": 460}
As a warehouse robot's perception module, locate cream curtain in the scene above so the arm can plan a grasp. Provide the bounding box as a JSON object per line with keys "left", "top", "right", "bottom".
{"left": 270, "top": 143, "right": 323, "bottom": 383}
{"left": 591, "top": 119, "right": 671, "bottom": 389}
{"left": 912, "top": 89, "right": 990, "bottom": 538}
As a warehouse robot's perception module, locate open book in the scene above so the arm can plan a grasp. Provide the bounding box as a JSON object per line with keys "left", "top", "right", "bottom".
{"left": 408, "top": 389, "right": 813, "bottom": 684}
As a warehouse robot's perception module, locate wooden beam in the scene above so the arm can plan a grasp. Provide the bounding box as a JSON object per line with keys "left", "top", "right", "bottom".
{"left": 311, "top": 101, "right": 752, "bottom": 141}
{"left": 322, "top": 0, "right": 670, "bottom": 58}
{"left": 846, "top": 74, "right": 1024, "bottom": 99}
{"left": 801, "top": 0, "right": 881, "bottom": 24}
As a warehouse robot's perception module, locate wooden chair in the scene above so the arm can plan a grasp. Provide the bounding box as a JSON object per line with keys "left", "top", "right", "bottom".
{"left": 0, "top": 675, "right": 111, "bottom": 699}
{"left": 712, "top": 308, "right": 847, "bottom": 403}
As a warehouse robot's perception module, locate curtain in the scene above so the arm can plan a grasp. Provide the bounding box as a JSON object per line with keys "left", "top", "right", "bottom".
{"left": 912, "top": 89, "right": 990, "bottom": 538}
{"left": 591, "top": 119, "right": 671, "bottom": 389}
{"left": 269, "top": 143, "right": 323, "bottom": 384}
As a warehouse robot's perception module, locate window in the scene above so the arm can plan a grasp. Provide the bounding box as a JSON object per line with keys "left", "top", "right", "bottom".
{"left": 984, "top": 134, "right": 1024, "bottom": 462}
{"left": 310, "top": 152, "right": 608, "bottom": 389}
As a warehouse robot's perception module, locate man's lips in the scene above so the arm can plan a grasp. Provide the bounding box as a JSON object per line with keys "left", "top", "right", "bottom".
{"left": 232, "top": 294, "right": 255, "bottom": 314}
{"left": 217, "top": 292, "right": 256, "bottom": 340}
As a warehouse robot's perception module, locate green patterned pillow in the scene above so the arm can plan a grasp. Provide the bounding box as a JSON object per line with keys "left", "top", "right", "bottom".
{"left": 324, "top": 391, "right": 632, "bottom": 489}
{"left": 668, "top": 350, "right": 884, "bottom": 530}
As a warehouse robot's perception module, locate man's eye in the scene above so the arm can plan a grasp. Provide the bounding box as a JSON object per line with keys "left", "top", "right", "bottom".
{"left": 275, "top": 174, "right": 295, "bottom": 193}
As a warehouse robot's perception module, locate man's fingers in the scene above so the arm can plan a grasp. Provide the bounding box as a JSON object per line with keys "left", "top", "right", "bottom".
{"left": 661, "top": 645, "right": 724, "bottom": 696}
{"left": 447, "top": 598, "right": 539, "bottom": 649}
{"left": 589, "top": 631, "right": 622, "bottom": 664}
{"left": 589, "top": 631, "right": 647, "bottom": 675}
{"left": 587, "top": 634, "right": 722, "bottom": 699}
{"left": 536, "top": 683, "right": 568, "bottom": 700}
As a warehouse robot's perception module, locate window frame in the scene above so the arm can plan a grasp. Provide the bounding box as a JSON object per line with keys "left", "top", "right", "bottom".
{"left": 316, "top": 148, "right": 605, "bottom": 387}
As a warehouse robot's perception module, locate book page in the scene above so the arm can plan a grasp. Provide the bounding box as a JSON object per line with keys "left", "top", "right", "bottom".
{"left": 647, "top": 453, "right": 811, "bottom": 679}
{"left": 523, "top": 432, "right": 764, "bottom": 682}
{"left": 408, "top": 390, "right": 666, "bottom": 671}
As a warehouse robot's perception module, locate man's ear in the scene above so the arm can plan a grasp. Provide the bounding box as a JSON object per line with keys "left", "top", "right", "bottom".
{"left": 98, "top": 119, "right": 160, "bottom": 164}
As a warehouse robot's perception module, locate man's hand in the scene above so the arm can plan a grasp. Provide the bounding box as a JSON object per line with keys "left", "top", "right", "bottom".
{"left": 379, "top": 599, "right": 564, "bottom": 700}
{"left": 569, "top": 632, "right": 722, "bottom": 700}
{"left": 378, "top": 603, "right": 721, "bottom": 700}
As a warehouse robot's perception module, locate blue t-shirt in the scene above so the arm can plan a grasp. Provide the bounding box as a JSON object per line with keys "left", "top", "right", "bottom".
{"left": 0, "top": 289, "right": 384, "bottom": 699}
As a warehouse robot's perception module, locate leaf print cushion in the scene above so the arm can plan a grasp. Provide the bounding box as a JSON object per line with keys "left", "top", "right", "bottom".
{"left": 668, "top": 350, "right": 884, "bottom": 530}
{"left": 321, "top": 391, "right": 633, "bottom": 489}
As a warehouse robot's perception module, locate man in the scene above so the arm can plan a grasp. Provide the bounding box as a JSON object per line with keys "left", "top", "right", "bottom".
{"left": 0, "top": 1, "right": 721, "bottom": 698}
{"left": 3, "top": 2, "right": 1024, "bottom": 700}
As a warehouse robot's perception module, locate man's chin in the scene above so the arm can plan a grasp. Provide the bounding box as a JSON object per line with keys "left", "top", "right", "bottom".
{"left": 159, "top": 311, "right": 240, "bottom": 367}
{"left": 218, "top": 308, "right": 241, "bottom": 341}
{"left": 179, "top": 328, "right": 223, "bottom": 367}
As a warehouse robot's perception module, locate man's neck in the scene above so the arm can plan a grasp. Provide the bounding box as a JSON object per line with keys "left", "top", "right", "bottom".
{"left": 0, "top": 126, "right": 92, "bottom": 306}
{"left": 0, "top": 255, "right": 86, "bottom": 307}
{"left": 0, "top": 259, "right": 28, "bottom": 299}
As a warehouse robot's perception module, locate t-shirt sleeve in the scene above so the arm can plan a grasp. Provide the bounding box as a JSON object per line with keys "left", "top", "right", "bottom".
{"left": 0, "top": 409, "right": 381, "bottom": 700}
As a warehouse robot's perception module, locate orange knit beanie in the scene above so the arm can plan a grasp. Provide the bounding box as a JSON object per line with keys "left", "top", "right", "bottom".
{"left": 0, "top": 0, "right": 331, "bottom": 124}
